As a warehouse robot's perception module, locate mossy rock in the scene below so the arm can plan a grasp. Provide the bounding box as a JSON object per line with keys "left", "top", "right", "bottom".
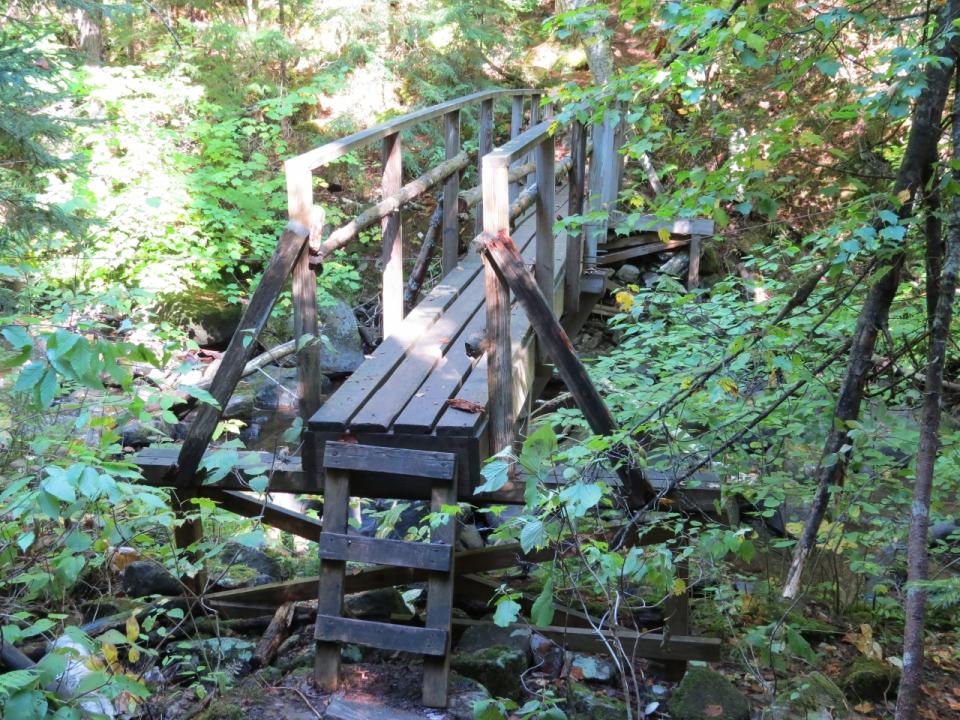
{"left": 198, "top": 700, "right": 244, "bottom": 720}
{"left": 842, "top": 657, "right": 900, "bottom": 702}
{"left": 450, "top": 644, "right": 527, "bottom": 700}
{"left": 667, "top": 667, "right": 750, "bottom": 720}
{"left": 566, "top": 680, "right": 628, "bottom": 720}
{"left": 770, "top": 672, "right": 849, "bottom": 719}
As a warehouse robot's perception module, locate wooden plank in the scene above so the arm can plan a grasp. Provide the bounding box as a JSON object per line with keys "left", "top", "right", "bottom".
{"left": 381, "top": 132, "right": 403, "bottom": 337}
{"left": 688, "top": 235, "right": 702, "bottom": 290}
{"left": 315, "top": 614, "right": 448, "bottom": 656}
{"left": 477, "top": 232, "right": 656, "bottom": 502}
{"left": 564, "top": 120, "right": 586, "bottom": 315}
{"left": 293, "top": 241, "right": 323, "bottom": 419}
{"left": 474, "top": 98, "right": 494, "bottom": 235}
{"left": 308, "top": 260, "right": 481, "bottom": 432}
{"left": 314, "top": 466, "right": 350, "bottom": 690}
{"left": 207, "top": 489, "right": 322, "bottom": 541}
{"left": 610, "top": 212, "right": 714, "bottom": 237}
{"left": 485, "top": 120, "right": 553, "bottom": 170}
{"left": 598, "top": 239, "right": 689, "bottom": 265}
{"left": 323, "top": 441, "right": 457, "bottom": 480}
{"left": 347, "top": 279, "right": 486, "bottom": 433}
{"left": 319, "top": 532, "right": 452, "bottom": 572}
{"left": 442, "top": 110, "right": 461, "bottom": 277}
{"left": 509, "top": 95, "right": 523, "bottom": 206}
{"left": 526, "top": 96, "right": 540, "bottom": 191}
{"left": 535, "top": 134, "right": 555, "bottom": 301}
{"left": 286, "top": 89, "right": 535, "bottom": 173}
{"left": 452, "top": 619, "right": 721, "bottom": 662}
{"left": 422, "top": 467, "right": 458, "bottom": 706}
{"left": 584, "top": 111, "right": 618, "bottom": 267}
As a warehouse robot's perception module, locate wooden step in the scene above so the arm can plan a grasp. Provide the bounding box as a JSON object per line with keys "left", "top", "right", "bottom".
{"left": 323, "top": 441, "right": 457, "bottom": 480}
{"left": 314, "top": 614, "right": 448, "bottom": 656}
{"left": 318, "top": 532, "right": 452, "bottom": 572}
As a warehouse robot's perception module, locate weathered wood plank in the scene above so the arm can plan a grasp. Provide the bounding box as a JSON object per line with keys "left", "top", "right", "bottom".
{"left": 319, "top": 532, "right": 452, "bottom": 572}
{"left": 474, "top": 98, "right": 494, "bottom": 235}
{"left": 442, "top": 110, "right": 461, "bottom": 277}
{"left": 323, "top": 441, "right": 457, "bottom": 481}
{"left": 509, "top": 95, "right": 523, "bottom": 206}
{"left": 534, "top": 134, "right": 555, "bottom": 301}
{"left": 565, "top": 120, "right": 586, "bottom": 315}
{"left": 315, "top": 614, "right": 448, "bottom": 656}
{"left": 688, "top": 235, "right": 702, "bottom": 290}
{"left": 381, "top": 132, "right": 403, "bottom": 337}
{"left": 293, "top": 241, "right": 323, "bottom": 420}
{"left": 314, "top": 466, "right": 349, "bottom": 690}
{"left": 609, "top": 213, "right": 714, "bottom": 238}
{"left": 598, "top": 238, "right": 689, "bottom": 265}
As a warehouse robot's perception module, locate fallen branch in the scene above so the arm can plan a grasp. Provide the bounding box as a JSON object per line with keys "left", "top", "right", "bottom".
{"left": 404, "top": 201, "right": 444, "bottom": 309}
{"left": 252, "top": 601, "right": 296, "bottom": 669}
{"left": 197, "top": 339, "right": 299, "bottom": 391}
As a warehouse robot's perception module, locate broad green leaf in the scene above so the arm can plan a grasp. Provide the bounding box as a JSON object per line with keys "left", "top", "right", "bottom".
{"left": 475, "top": 458, "right": 510, "bottom": 494}
{"left": 531, "top": 578, "right": 555, "bottom": 627}
{"left": 559, "top": 482, "right": 603, "bottom": 517}
{"left": 1, "top": 326, "right": 32, "bottom": 350}
{"left": 520, "top": 520, "right": 546, "bottom": 552}
{"left": 42, "top": 470, "right": 76, "bottom": 503}
{"left": 492, "top": 598, "right": 521, "bottom": 628}
{"left": 180, "top": 385, "right": 222, "bottom": 410}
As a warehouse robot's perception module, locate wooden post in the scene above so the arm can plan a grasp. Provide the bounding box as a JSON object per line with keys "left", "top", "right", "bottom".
{"left": 293, "top": 207, "right": 324, "bottom": 420}
{"left": 382, "top": 132, "right": 403, "bottom": 338}
{"left": 526, "top": 95, "right": 541, "bottom": 192}
{"left": 534, "top": 135, "right": 555, "bottom": 303}
{"left": 584, "top": 109, "right": 619, "bottom": 268}
{"left": 509, "top": 95, "right": 523, "bottom": 206}
{"left": 442, "top": 110, "right": 461, "bottom": 277}
{"left": 481, "top": 154, "right": 514, "bottom": 456}
{"left": 613, "top": 102, "right": 627, "bottom": 194}
{"left": 477, "top": 231, "right": 656, "bottom": 502}
{"left": 474, "top": 98, "right": 494, "bottom": 235}
{"left": 314, "top": 466, "right": 349, "bottom": 690}
{"left": 687, "top": 235, "right": 702, "bottom": 290}
{"left": 565, "top": 120, "right": 587, "bottom": 315}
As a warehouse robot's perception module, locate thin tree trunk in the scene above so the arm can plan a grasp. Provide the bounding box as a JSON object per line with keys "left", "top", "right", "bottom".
{"left": 782, "top": 1, "right": 960, "bottom": 599}
{"left": 894, "top": 83, "right": 960, "bottom": 720}
{"left": 76, "top": 7, "right": 103, "bottom": 63}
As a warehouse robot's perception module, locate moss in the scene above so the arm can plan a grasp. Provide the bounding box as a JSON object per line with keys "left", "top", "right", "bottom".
{"left": 842, "top": 657, "right": 900, "bottom": 702}
{"left": 667, "top": 667, "right": 750, "bottom": 720}
{"left": 198, "top": 700, "right": 244, "bottom": 720}
{"left": 450, "top": 644, "right": 527, "bottom": 700}
{"left": 778, "top": 672, "right": 849, "bottom": 718}
{"left": 566, "top": 681, "right": 628, "bottom": 720}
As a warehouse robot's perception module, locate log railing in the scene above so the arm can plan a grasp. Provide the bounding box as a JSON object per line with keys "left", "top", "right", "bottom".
{"left": 285, "top": 88, "right": 547, "bottom": 340}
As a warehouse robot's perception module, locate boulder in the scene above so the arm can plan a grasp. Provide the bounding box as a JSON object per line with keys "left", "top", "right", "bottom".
{"left": 457, "top": 522, "right": 485, "bottom": 550}
{"left": 253, "top": 366, "right": 301, "bottom": 415}
{"left": 567, "top": 681, "right": 628, "bottom": 720}
{"left": 667, "top": 667, "right": 750, "bottom": 720}
{"left": 456, "top": 621, "right": 531, "bottom": 656}
{"left": 615, "top": 264, "right": 641, "bottom": 284}
{"left": 570, "top": 653, "right": 615, "bottom": 683}
{"left": 531, "top": 633, "right": 564, "bottom": 678}
{"left": 217, "top": 541, "right": 284, "bottom": 588}
{"left": 344, "top": 587, "right": 409, "bottom": 620}
{"left": 122, "top": 561, "right": 181, "bottom": 597}
{"left": 447, "top": 673, "right": 491, "bottom": 720}
{"left": 451, "top": 645, "right": 527, "bottom": 700}
{"left": 318, "top": 299, "right": 364, "bottom": 374}
{"left": 842, "top": 658, "right": 900, "bottom": 702}
{"left": 771, "top": 672, "right": 849, "bottom": 718}
{"left": 326, "top": 697, "right": 423, "bottom": 720}
{"left": 659, "top": 254, "right": 690, "bottom": 277}
{"left": 158, "top": 291, "right": 243, "bottom": 349}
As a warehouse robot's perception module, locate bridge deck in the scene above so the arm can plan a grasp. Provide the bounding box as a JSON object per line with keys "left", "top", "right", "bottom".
{"left": 307, "top": 188, "right": 574, "bottom": 495}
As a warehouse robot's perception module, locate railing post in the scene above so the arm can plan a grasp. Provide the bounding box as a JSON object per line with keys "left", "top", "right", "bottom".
{"left": 381, "top": 132, "right": 403, "bottom": 337}
{"left": 474, "top": 98, "right": 495, "bottom": 235}
{"left": 535, "top": 135, "right": 555, "bottom": 306}
{"left": 584, "top": 108, "right": 619, "bottom": 269}
{"left": 526, "top": 95, "right": 541, "bottom": 192}
{"left": 286, "top": 162, "right": 324, "bottom": 420}
{"left": 564, "top": 119, "right": 587, "bottom": 314}
{"left": 481, "top": 154, "right": 514, "bottom": 456}
{"left": 509, "top": 95, "right": 523, "bottom": 206}
{"left": 441, "top": 110, "right": 461, "bottom": 276}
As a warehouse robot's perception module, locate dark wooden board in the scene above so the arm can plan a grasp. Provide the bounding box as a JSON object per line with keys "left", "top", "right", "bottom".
{"left": 609, "top": 213, "right": 715, "bottom": 238}
{"left": 597, "top": 239, "right": 689, "bottom": 265}
{"left": 315, "top": 614, "right": 448, "bottom": 656}
{"left": 319, "top": 532, "right": 452, "bottom": 572}
{"left": 323, "top": 441, "right": 457, "bottom": 481}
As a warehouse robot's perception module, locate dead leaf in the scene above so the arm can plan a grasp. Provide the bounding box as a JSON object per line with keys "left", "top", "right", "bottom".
{"left": 704, "top": 705, "right": 724, "bottom": 718}
{"left": 569, "top": 666, "right": 584, "bottom": 681}
{"left": 854, "top": 701, "right": 874, "bottom": 713}
{"left": 447, "top": 398, "right": 484, "bottom": 414}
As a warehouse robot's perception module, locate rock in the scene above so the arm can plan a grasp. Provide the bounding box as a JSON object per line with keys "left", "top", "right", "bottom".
{"left": 253, "top": 366, "right": 301, "bottom": 415}
{"left": 456, "top": 621, "right": 531, "bottom": 656}
{"left": 931, "top": 518, "right": 958, "bottom": 544}
{"left": 122, "top": 561, "right": 181, "bottom": 597}
{"left": 216, "top": 541, "right": 284, "bottom": 588}
{"left": 158, "top": 291, "right": 244, "bottom": 349}
{"left": 448, "top": 673, "right": 491, "bottom": 720}
{"left": 842, "top": 657, "right": 900, "bottom": 702}
{"left": 457, "top": 522, "right": 485, "bottom": 550}
{"left": 642, "top": 271, "right": 660, "bottom": 287}
{"left": 567, "top": 681, "right": 628, "bottom": 720}
{"left": 615, "top": 263, "right": 641, "bottom": 284}
{"left": 771, "top": 671, "right": 849, "bottom": 718}
{"left": 667, "top": 667, "right": 750, "bottom": 720}
{"left": 570, "top": 653, "right": 615, "bottom": 683}
{"left": 325, "top": 697, "right": 424, "bottom": 720}
{"left": 318, "top": 299, "right": 364, "bottom": 375}
{"left": 50, "top": 636, "right": 117, "bottom": 718}
{"left": 659, "top": 254, "right": 690, "bottom": 277}
{"left": 120, "top": 419, "right": 173, "bottom": 448}
{"left": 223, "top": 383, "right": 255, "bottom": 419}
{"left": 451, "top": 645, "right": 528, "bottom": 700}
{"left": 344, "top": 587, "right": 409, "bottom": 620}
{"left": 531, "top": 633, "right": 564, "bottom": 678}
{"left": 522, "top": 40, "right": 588, "bottom": 81}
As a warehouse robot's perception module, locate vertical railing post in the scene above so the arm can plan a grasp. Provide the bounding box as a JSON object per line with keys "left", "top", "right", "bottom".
{"left": 535, "top": 135, "right": 555, "bottom": 306}
{"left": 474, "top": 98, "right": 495, "bottom": 235}
{"left": 584, "top": 108, "right": 619, "bottom": 269}
{"left": 509, "top": 95, "right": 523, "bottom": 206}
{"left": 441, "top": 110, "right": 461, "bottom": 276}
{"left": 381, "top": 132, "right": 403, "bottom": 337}
{"left": 286, "top": 162, "right": 323, "bottom": 420}
{"left": 481, "top": 154, "right": 514, "bottom": 456}
{"left": 564, "top": 119, "right": 587, "bottom": 314}
{"left": 526, "top": 94, "right": 541, "bottom": 192}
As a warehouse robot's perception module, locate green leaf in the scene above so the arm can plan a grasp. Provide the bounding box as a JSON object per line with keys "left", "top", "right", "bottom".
{"left": 475, "top": 457, "right": 510, "bottom": 494}
{"left": 559, "top": 482, "right": 603, "bottom": 517}
{"left": 531, "top": 578, "right": 555, "bottom": 627}
{"left": 3, "top": 689, "right": 47, "bottom": 720}
{"left": 42, "top": 469, "right": 77, "bottom": 503}
{"left": 180, "top": 385, "right": 222, "bottom": 410}
{"left": 233, "top": 530, "right": 264, "bottom": 548}
{"left": 1, "top": 326, "right": 32, "bottom": 350}
{"left": 492, "top": 598, "right": 521, "bottom": 628}
{"left": 520, "top": 520, "right": 546, "bottom": 553}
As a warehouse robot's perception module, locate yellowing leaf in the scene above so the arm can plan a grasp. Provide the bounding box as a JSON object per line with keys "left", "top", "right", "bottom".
{"left": 125, "top": 615, "right": 140, "bottom": 643}
{"left": 127, "top": 646, "right": 141, "bottom": 664}
{"left": 672, "top": 578, "right": 687, "bottom": 596}
{"left": 615, "top": 291, "right": 634, "bottom": 311}
{"left": 102, "top": 642, "right": 118, "bottom": 667}
{"left": 896, "top": 189, "right": 911, "bottom": 203}
{"left": 657, "top": 226, "right": 671, "bottom": 243}
{"left": 717, "top": 377, "right": 739, "bottom": 396}
{"left": 798, "top": 131, "right": 823, "bottom": 146}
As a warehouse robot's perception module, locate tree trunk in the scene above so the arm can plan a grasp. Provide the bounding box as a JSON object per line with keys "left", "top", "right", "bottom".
{"left": 782, "top": 0, "right": 960, "bottom": 599}
{"left": 894, "top": 83, "right": 960, "bottom": 720}
{"left": 76, "top": 7, "right": 103, "bottom": 63}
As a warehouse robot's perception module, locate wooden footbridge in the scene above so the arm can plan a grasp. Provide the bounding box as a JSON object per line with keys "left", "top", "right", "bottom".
{"left": 135, "top": 88, "right": 720, "bottom": 707}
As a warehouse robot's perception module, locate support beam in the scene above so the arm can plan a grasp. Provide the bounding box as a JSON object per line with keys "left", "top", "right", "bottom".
{"left": 565, "top": 120, "right": 587, "bottom": 314}
{"left": 381, "top": 132, "right": 403, "bottom": 337}
{"left": 474, "top": 98, "right": 494, "bottom": 235}
{"left": 442, "top": 110, "right": 461, "bottom": 276}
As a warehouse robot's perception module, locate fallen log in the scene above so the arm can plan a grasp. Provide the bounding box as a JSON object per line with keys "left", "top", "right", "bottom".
{"left": 196, "top": 339, "right": 298, "bottom": 390}
{"left": 252, "top": 600, "right": 296, "bottom": 669}
{"left": 319, "top": 151, "right": 470, "bottom": 258}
